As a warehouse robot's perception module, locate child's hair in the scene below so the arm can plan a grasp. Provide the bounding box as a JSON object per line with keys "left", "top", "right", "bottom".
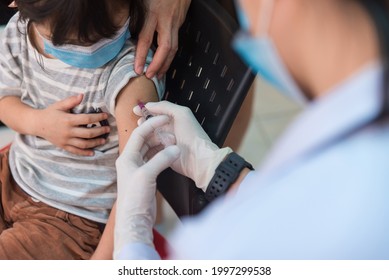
{"left": 14, "top": 0, "right": 146, "bottom": 45}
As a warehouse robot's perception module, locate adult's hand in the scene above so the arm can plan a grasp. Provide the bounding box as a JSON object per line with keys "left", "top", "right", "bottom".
{"left": 134, "top": 101, "right": 233, "bottom": 192}
{"left": 135, "top": 0, "right": 191, "bottom": 79}
{"left": 114, "top": 115, "right": 180, "bottom": 259}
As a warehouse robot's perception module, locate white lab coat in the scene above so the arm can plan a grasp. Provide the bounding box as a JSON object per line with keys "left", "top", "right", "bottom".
{"left": 119, "top": 63, "right": 389, "bottom": 260}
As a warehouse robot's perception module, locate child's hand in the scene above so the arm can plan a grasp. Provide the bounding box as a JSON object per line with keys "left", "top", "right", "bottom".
{"left": 37, "top": 94, "right": 110, "bottom": 156}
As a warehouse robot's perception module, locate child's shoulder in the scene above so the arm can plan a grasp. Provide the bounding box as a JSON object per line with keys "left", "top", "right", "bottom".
{"left": 108, "top": 39, "right": 155, "bottom": 71}
{"left": 4, "top": 12, "right": 26, "bottom": 35}
{"left": 1, "top": 12, "right": 26, "bottom": 53}
{"left": 114, "top": 39, "right": 137, "bottom": 64}
{"left": 102, "top": 40, "right": 137, "bottom": 76}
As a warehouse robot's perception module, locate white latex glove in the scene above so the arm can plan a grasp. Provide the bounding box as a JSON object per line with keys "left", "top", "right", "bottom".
{"left": 114, "top": 115, "right": 180, "bottom": 259}
{"left": 133, "top": 101, "right": 232, "bottom": 192}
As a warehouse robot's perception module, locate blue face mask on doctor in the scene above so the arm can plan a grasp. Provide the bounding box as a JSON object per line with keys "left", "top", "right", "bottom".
{"left": 36, "top": 18, "right": 130, "bottom": 69}
{"left": 233, "top": 0, "right": 307, "bottom": 105}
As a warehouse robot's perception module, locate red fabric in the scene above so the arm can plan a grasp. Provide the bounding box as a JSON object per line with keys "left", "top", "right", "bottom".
{"left": 153, "top": 229, "right": 169, "bottom": 259}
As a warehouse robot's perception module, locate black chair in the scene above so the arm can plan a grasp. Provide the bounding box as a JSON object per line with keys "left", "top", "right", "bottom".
{"left": 157, "top": 0, "right": 255, "bottom": 217}
{"left": 0, "top": 2, "right": 16, "bottom": 25}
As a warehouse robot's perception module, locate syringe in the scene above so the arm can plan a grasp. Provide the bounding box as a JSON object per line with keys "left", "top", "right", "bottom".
{"left": 138, "top": 102, "right": 173, "bottom": 147}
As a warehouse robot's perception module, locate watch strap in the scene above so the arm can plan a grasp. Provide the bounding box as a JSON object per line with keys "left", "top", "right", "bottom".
{"left": 205, "top": 152, "right": 253, "bottom": 202}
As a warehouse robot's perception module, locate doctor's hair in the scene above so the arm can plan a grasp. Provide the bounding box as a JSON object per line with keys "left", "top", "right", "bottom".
{"left": 13, "top": 0, "right": 146, "bottom": 46}
{"left": 358, "top": 0, "right": 389, "bottom": 120}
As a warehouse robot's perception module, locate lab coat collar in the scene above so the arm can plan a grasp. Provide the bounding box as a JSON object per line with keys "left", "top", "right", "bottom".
{"left": 259, "top": 62, "right": 383, "bottom": 177}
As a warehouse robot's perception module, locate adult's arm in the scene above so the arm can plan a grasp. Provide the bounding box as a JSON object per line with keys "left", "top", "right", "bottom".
{"left": 135, "top": 0, "right": 191, "bottom": 79}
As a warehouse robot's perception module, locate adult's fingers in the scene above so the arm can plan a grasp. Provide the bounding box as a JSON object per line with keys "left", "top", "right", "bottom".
{"left": 143, "top": 145, "right": 180, "bottom": 178}
{"left": 133, "top": 105, "right": 172, "bottom": 122}
{"left": 135, "top": 16, "right": 158, "bottom": 75}
{"left": 133, "top": 101, "right": 175, "bottom": 116}
{"left": 145, "top": 24, "right": 174, "bottom": 79}
{"left": 8, "top": 1, "right": 17, "bottom": 8}
{"left": 156, "top": 26, "right": 179, "bottom": 79}
{"left": 121, "top": 115, "right": 171, "bottom": 157}
{"left": 134, "top": 101, "right": 192, "bottom": 120}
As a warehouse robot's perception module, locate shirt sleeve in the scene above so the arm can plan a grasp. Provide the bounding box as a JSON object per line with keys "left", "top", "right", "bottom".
{"left": 0, "top": 13, "right": 23, "bottom": 101}
{"left": 104, "top": 42, "right": 165, "bottom": 116}
{"left": 115, "top": 242, "right": 161, "bottom": 260}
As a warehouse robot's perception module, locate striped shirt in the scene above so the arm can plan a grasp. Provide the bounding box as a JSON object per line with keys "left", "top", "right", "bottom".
{"left": 0, "top": 13, "right": 164, "bottom": 223}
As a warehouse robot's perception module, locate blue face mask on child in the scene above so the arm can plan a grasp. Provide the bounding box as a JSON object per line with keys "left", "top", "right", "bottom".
{"left": 232, "top": 0, "right": 307, "bottom": 105}
{"left": 37, "top": 18, "right": 131, "bottom": 69}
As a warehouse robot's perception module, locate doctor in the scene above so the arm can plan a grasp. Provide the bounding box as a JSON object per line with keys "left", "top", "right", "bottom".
{"left": 114, "top": 0, "right": 389, "bottom": 259}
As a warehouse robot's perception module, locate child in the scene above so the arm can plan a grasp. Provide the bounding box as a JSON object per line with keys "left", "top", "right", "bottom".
{"left": 0, "top": 0, "right": 164, "bottom": 259}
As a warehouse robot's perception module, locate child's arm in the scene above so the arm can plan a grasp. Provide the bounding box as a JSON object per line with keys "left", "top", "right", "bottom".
{"left": 0, "top": 95, "right": 110, "bottom": 156}
{"left": 90, "top": 75, "right": 159, "bottom": 260}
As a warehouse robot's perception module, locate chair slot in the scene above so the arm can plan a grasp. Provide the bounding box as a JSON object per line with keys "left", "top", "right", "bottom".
{"left": 196, "top": 67, "right": 203, "bottom": 77}
{"left": 215, "top": 104, "right": 221, "bottom": 116}
{"left": 221, "top": 65, "right": 228, "bottom": 78}
{"left": 203, "top": 78, "right": 210, "bottom": 89}
{"left": 195, "top": 103, "right": 200, "bottom": 113}
{"left": 213, "top": 53, "right": 220, "bottom": 65}
{"left": 200, "top": 117, "right": 206, "bottom": 126}
{"left": 180, "top": 80, "right": 186, "bottom": 90}
{"left": 210, "top": 90, "right": 217, "bottom": 102}
{"left": 188, "top": 90, "right": 194, "bottom": 100}
{"left": 196, "top": 31, "right": 202, "bottom": 43}
{"left": 204, "top": 42, "right": 211, "bottom": 54}
{"left": 227, "top": 79, "right": 235, "bottom": 91}
{"left": 188, "top": 56, "right": 193, "bottom": 67}
{"left": 171, "top": 69, "right": 177, "bottom": 79}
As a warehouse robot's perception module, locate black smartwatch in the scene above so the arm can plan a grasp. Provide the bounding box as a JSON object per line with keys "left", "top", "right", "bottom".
{"left": 205, "top": 152, "right": 253, "bottom": 202}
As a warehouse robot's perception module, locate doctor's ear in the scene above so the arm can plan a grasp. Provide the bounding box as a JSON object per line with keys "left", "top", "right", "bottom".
{"left": 8, "top": 1, "right": 17, "bottom": 8}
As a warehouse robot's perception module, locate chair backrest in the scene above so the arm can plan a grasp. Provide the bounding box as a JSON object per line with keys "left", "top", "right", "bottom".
{"left": 156, "top": 0, "right": 255, "bottom": 217}
{"left": 0, "top": 3, "right": 16, "bottom": 25}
